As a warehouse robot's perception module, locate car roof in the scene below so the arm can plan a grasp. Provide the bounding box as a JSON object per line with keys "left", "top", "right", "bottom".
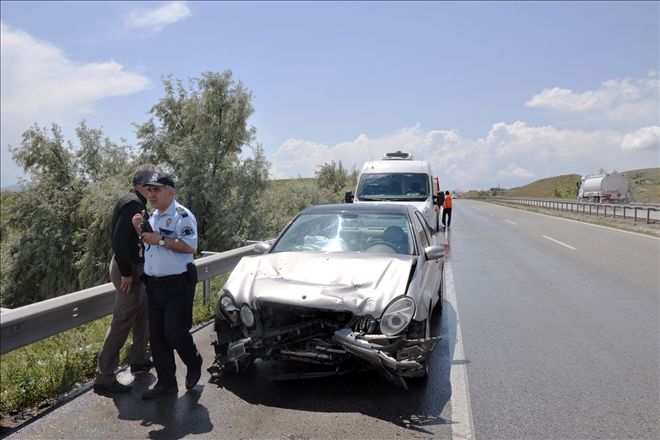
{"left": 300, "top": 203, "right": 415, "bottom": 215}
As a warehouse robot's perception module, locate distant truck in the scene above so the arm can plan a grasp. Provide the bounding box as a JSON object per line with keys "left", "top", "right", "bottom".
{"left": 345, "top": 151, "right": 442, "bottom": 231}
{"left": 577, "top": 173, "right": 631, "bottom": 203}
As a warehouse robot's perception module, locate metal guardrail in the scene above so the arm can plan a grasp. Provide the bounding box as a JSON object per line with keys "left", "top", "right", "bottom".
{"left": 490, "top": 197, "right": 659, "bottom": 223}
{"left": 0, "top": 243, "right": 261, "bottom": 355}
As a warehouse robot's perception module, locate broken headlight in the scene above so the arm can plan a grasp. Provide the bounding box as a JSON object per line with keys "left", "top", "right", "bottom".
{"left": 380, "top": 296, "right": 415, "bottom": 337}
{"left": 218, "top": 291, "right": 239, "bottom": 323}
{"left": 240, "top": 304, "right": 255, "bottom": 328}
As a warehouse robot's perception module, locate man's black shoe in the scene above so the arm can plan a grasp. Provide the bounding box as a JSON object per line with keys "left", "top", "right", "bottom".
{"left": 185, "top": 356, "right": 203, "bottom": 390}
{"left": 130, "top": 360, "right": 153, "bottom": 374}
{"left": 93, "top": 381, "right": 132, "bottom": 394}
{"left": 142, "top": 383, "right": 178, "bottom": 400}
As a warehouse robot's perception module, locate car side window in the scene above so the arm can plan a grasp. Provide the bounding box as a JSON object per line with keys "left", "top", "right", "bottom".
{"left": 416, "top": 211, "right": 436, "bottom": 237}
{"left": 412, "top": 212, "right": 430, "bottom": 249}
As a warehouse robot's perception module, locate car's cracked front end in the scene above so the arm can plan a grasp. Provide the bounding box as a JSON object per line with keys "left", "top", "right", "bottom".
{"left": 209, "top": 289, "right": 440, "bottom": 388}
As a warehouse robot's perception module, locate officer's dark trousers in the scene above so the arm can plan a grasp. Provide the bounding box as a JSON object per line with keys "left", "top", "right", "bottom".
{"left": 145, "top": 274, "right": 200, "bottom": 386}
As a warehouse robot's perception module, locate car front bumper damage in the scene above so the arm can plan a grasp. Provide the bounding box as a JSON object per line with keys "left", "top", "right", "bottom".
{"left": 209, "top": 323, "right": 441, "bottom": 388}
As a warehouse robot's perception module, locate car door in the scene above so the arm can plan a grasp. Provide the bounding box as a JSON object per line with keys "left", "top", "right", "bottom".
{"left": 412, "top": 211, "right": 443, "bottom": 311}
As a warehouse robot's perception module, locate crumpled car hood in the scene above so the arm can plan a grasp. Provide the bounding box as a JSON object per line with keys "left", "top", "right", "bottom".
{"left": 224, "top": 252, "right": 415, "bottom": 316}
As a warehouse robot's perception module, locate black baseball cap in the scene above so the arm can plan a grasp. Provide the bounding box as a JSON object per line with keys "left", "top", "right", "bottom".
{"left": 144, "top": 169, "right": 175, "bottom": 188}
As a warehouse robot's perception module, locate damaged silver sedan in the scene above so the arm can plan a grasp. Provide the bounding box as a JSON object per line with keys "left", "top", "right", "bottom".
{"left": 209, "top": 203, "right": 445, "bottom": 388}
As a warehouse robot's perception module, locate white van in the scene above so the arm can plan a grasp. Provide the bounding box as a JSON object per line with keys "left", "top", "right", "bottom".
{"left": 346, "top": 151, "right": 441, "bottom": 231}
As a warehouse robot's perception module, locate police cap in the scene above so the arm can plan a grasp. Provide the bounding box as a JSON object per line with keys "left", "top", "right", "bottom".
{"left": 144, "top": 169, "right": 175, "bottom": 188}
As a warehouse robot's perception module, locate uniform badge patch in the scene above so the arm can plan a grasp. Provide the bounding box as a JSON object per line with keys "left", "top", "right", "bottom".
{"left": 166, "top": 218, "right": 172, "bottom": 227}
{"left": 176, "top": 206, "right": 189, "bottom": 217}
{"left": 182, "top": 226, "right": 195, "bottom": 236}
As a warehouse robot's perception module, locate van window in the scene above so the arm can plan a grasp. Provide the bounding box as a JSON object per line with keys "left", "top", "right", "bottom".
{"left": 356, "top": 173, "right": 429, "bottom": 201}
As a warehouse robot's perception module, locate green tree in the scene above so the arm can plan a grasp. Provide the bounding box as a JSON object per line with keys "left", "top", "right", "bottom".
{"left": 135, "top": 71, "right": 269, "bottom": 251}
{"left": 2, "top": 124, "right": 84, "bottom": 307}
{"left": 1, "top": 122, "right": 134, "bottom": 307}
{"left": 315, "top": 160, "right": 358, "bottom": 203}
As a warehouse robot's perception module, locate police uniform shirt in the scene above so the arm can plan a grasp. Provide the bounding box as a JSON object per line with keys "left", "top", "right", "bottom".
{"left": 144, "top": 200, "right": 197, "bottom": 277}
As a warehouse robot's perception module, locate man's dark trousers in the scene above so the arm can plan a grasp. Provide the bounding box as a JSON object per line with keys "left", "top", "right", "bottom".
{"left": 442, "top": 207, "right": 452, "bottom": 227}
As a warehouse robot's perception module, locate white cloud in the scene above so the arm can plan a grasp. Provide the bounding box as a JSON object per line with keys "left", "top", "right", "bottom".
{"left": 270, "top": 120, "right": 656, "bottom": 191}
{"left": 0, "top": 23, "right": 151, "bottom": 186}
{"left": 485, "top": 121, "right": 617, "bottom": 160}
{"left": 1, "top": 23, "right": 150, "bottom": 121}
{"left": 124, "top": 1, "right": 191, "bottom": 33}
{"left": 525, "top": 72, "right": 659, "bottom": 124}
{"left": 498, "top": 163, "right": 534, "bottom": 178}
{"left": 621, "top": 126, "right": 660, "bottom": 152}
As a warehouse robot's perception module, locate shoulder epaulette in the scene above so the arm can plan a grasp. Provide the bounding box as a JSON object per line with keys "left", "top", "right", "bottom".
{"left": 176, "top": 206, "right": 189, "bottom": 217}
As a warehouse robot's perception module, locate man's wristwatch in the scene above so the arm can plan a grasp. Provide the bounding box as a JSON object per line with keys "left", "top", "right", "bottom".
{"left": 158, "top": 236, "right": 165, "bottom": 246}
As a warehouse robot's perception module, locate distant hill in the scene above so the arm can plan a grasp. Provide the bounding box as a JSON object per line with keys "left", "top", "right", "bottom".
{"left": 508, "top": 174, "right": 581, "bottom": 199}
{"left": 626, "top": 168, "right": 660, "bottom": 203}
{"left": 463, "top": 168, "right": 660, "bottom": 203}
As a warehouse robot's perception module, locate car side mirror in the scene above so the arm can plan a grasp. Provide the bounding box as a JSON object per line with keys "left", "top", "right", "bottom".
{"left": 424, "top": 245, "right": 445, "bottom": 260}
{"left": 345, "top": 191, "right": 354, "bottom": 203}
{"left": 253, "top": 241, "right": 271, "bottom": 254}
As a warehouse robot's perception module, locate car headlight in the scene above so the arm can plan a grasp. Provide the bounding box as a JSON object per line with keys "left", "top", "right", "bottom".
{"left": 380, "top": 296, "right": 415, "bottom": 336}
{"left": 217, "top": 292, "right": 238, "bottom": 323}
{"left": 240, "top": 304, "right": 255, "bottom": 328}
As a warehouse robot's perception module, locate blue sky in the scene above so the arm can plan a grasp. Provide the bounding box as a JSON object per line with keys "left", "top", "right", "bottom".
{"left": 1, "top": 1, "right": 658, "bottom": 190}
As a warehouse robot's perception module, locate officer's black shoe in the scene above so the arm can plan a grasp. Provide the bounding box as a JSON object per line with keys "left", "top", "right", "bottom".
{"left": 142, "top": 382, "right": 178, "bottom": 400}
{"left": 130, "top": 360, "right": 154, "bottom": 374}
{"left": 94, "top": 381, "right": 133, "bottom": 395}
{"left": 185, "top": 355, "right": 203, "bottom": 390}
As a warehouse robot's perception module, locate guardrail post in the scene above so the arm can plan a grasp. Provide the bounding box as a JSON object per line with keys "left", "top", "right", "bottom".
{"left": 203, "top": 279, "right": 211, "bottom": 305}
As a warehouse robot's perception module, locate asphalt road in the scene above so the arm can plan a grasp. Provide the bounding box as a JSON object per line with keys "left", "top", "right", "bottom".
{"left": 449, "top": 200, "right": 659, "bottom": 440}
{"left": 5, "top": 199, "right": 659, "bottom": 439}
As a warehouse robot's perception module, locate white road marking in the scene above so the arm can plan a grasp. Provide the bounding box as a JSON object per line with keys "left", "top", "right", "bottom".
{"left": 483, "top": 201, "right": 659, "bottom": 240}
{"left": 505, "top": 220, "right": 517, "bottom": 225}
{"left": 445, "top": 261, "right": 475, "bottom": 440}
{"left": 542, "top": 235, "right": 576, "bottom": 250}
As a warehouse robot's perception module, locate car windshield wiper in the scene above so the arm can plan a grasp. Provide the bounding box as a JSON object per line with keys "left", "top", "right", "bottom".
{"left": 358, "top": 197, "right": 386, "bottom": 201}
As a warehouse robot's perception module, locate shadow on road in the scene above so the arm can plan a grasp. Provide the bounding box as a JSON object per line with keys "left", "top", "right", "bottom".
{"left": 108, "top": 374, "right": 214, "bottom": 440}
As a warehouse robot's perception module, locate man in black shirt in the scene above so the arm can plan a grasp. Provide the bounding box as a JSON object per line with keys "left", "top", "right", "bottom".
{"left": 94, "top": 165, "right": 156, "bottom": 394}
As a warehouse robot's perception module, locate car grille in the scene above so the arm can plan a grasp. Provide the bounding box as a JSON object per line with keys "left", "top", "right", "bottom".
{"left": 256, "top": 301, "right": 354, "bottom": 330}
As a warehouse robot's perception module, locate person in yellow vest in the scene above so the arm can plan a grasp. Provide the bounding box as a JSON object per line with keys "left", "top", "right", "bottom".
{"left": 442, "top": 191, "right": 453, "bottom": 228}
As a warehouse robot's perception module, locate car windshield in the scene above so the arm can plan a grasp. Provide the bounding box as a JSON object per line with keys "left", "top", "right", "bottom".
{"left": 271, "top": 211, "right": 414, "bottom": 255}
{"left": 356, "top": 173, "right": 429, "bottom": 201}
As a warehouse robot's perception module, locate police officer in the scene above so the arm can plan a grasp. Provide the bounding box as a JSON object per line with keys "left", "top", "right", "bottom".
{"left": 132, "top": 169, "right": 202, "bottom": 399}
{"left": 94, "top": 164, "right": 155, "bottom": 395}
